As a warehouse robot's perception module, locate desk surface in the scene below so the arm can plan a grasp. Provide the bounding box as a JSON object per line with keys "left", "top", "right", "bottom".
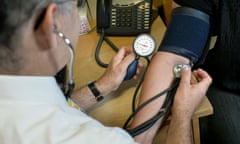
{"left": 73, "top": 17, "right": 213, "bottom": 140}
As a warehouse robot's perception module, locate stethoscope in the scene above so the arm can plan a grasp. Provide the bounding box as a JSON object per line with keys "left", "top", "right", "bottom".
{"left": 95, "top": 33, "right": 193, "bottom": 136}
{"left": 119, "top": 34, "right": 192, "bottom": 136}
{"left": 55, "top": 29, "right": 192, "bottom": 137}
{"left": 124, "top": 62, "right": 192, "bottom": 137}
{"left": 54, "top": 29, "right": 75, "bottom": 99}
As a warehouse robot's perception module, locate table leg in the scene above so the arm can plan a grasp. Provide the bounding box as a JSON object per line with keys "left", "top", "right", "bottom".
{"left": 192, "top": 118, "right": 200, "bottom": 144}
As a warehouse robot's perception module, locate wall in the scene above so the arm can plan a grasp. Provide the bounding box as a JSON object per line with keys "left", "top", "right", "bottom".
{"left": 87, "top": 0, "right": 97, "bottom": 19}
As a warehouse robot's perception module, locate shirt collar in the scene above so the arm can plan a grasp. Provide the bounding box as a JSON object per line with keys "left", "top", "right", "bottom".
{"left": 0, "top": 75, "right": 68, "bottom": 107}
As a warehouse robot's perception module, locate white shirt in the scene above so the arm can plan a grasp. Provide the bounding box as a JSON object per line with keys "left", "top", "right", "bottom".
{"left": 0, "top": 75, "right": 137, "bottom": 144}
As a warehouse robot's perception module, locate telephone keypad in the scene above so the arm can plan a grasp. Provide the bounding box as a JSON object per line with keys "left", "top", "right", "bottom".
{"left": 111, "top": 8, "right": 133, "bottom": 28}
{"left": 111, "top": 2, "right": 151, "bottom": 31}
{"left": 101, "top": 0, "right": 152, "bottom": 35}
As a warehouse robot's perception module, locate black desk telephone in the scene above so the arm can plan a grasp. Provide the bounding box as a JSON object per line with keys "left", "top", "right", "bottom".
{"left": 97, "top": 0, "right": 153, "bottom": 36}
{"left": 95, "top": 0, "right": 154, "bottom": 80}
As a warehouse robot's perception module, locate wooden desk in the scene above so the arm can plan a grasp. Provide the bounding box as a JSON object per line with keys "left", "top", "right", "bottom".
{"left": 73, "top": 17, "right": 213, "bottom": 144}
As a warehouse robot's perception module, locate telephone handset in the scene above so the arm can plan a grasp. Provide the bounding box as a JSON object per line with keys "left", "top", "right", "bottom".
{"left": 97, "top": 0, "right": 111, "bottom": 31}
{"left": 97, "top": 0, "right": 152, "bottom": 35}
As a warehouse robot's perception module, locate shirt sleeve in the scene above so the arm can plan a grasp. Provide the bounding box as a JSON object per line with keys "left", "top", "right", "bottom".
{"left": 49, "top": 108, "right": 138, "bottom": 144}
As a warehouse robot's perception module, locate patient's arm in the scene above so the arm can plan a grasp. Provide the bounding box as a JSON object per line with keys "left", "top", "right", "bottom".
{"left": 131, "top": 51, "right": 189, "bottom": 144}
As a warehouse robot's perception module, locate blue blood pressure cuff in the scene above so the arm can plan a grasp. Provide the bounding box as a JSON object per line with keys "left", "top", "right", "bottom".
{"left": 158, "top": 7, "right": 210, "bottom": 64}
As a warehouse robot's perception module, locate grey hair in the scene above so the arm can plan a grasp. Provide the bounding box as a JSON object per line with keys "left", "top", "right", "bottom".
{"left": 0, "top": 0, "right": 84, "bottom": 48}
{"left": 0, "top": 0, "right": 84, "bottom": 70}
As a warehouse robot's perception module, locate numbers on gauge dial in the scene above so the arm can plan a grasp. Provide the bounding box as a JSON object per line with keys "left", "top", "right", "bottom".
{"left": 133, "top": 34, "right": 156, "bottom": 57}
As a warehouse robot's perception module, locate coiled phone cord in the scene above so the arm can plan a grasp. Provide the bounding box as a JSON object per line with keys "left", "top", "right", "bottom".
{"left": 95, "top": 29, "right": 119, "bottom": 68}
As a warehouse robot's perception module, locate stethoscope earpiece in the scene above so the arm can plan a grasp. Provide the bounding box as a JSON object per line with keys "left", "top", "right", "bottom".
{"left": 54, "top": 29, "right": 75, "bottom": 99}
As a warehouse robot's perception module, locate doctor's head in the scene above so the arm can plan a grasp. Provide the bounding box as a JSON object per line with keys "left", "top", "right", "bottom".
{"left": 0, "top": 0, "right": 84, "bottom": 75}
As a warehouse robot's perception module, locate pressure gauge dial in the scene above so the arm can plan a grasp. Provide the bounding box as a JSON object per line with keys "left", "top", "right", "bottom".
{"left": 133, "top": 34, "right": 156, "bottom": 57}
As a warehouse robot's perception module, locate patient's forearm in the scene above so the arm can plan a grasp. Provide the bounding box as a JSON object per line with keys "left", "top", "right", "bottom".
{"left": 131, "top": 52, "right": 189, "bottom": 143}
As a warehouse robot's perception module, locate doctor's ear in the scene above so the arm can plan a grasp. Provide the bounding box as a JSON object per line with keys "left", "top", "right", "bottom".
{"left": 34, "top": 8, "right": 47, "bottom": 30}
{"left": 33, "top": 3, "right": 59, "bottom": 49}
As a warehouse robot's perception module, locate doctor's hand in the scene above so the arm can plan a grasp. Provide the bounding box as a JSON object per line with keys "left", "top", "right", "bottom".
{"left": 171, "top": 67, "right": 212, "bottom": 120}
{"left": 95, "top": 47, "right": 143, "bottom": 96}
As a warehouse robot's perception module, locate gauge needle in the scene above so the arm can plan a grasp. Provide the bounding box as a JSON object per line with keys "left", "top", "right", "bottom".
{"left": 137, "top": 42, "right": 148, "bottom": 48}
